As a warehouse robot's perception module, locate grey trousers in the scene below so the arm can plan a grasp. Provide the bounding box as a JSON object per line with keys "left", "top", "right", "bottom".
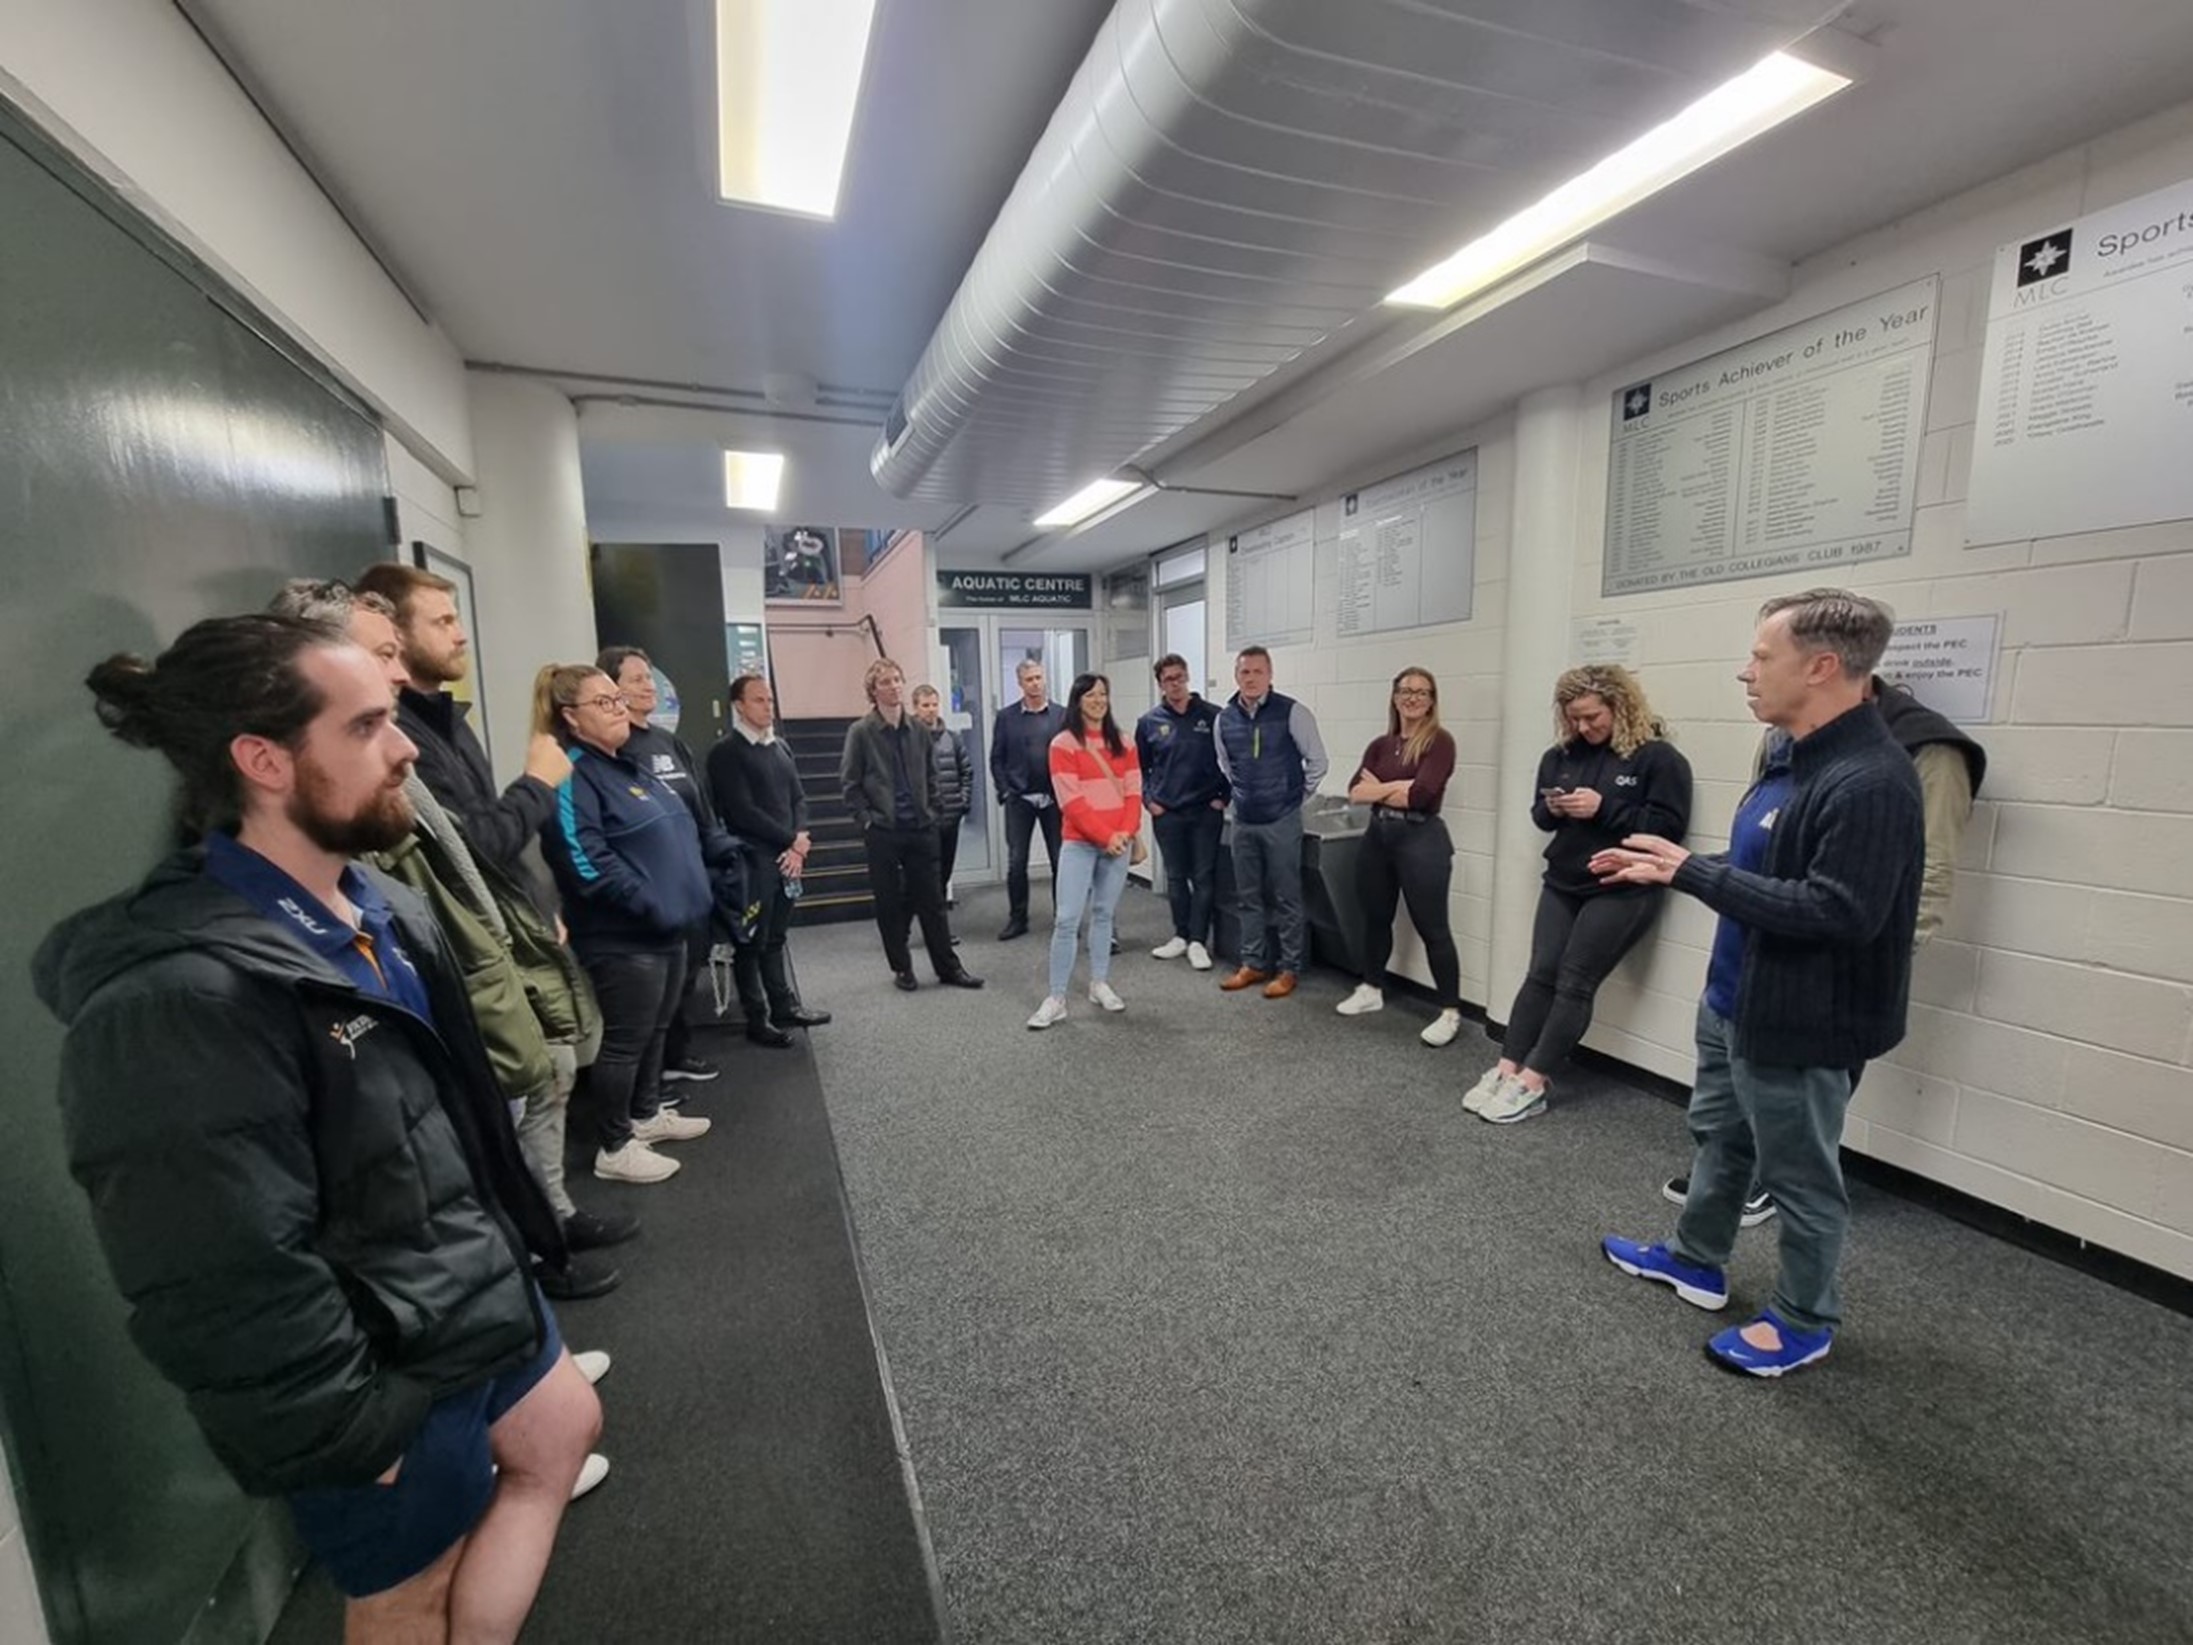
{"left": 1672, "top": 1002, "right": 1856, "bottom": 1333}
{"left": 516, "top": 1039, "right": 580, "bottom": 1221}
{"left": 1231, "top": 808, "right": 1306, "bottom": 974}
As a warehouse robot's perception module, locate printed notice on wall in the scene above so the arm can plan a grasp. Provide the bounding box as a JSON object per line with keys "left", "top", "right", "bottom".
{"left": 1880, "top": 614, "right": 1999, "bottom": 724}
{"left": 1603, "top": 277, "right": 1938, "bottom": 597}
{"left": 1224, "top": 509, "right": 1316, "bottom": 649}
{"left": 1569, "top": 616, "right": 1639, "bottom": 667}
{"left": 1336, "top": 450, "right": 1477, "bottom": 636}
{"left": 1966, "top": 175, "right": 2193, "bottom": 545}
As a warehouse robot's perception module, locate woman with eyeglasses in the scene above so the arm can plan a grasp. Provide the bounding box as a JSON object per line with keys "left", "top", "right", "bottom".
{"left": 535, "top": 664, "right": 737, "bottom": 1185}
{"left": 1469, "top": 665, "right": 1691, "bottom": 1124}
{"left": 1336, "top": 668, "right": 1465, "bottom": 1046}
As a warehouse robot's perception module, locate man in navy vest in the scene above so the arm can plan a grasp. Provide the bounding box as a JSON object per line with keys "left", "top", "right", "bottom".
{"left": 1214, "top": 645, "right": 1328, "bottom": 999}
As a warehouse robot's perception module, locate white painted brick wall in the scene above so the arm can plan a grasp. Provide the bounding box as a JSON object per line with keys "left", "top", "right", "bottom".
{"left": 1556, "top": 101, "right": 2193, "bottom": 1280}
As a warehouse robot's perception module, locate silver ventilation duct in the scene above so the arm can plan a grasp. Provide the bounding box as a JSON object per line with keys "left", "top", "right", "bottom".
{"left": 872, "top": 0, "right": 1837, "bottom": 508}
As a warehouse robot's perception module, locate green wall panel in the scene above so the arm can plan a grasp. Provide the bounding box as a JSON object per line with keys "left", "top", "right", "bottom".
{"left": 0, "top": 105, "right": 393, "bottom": 1645}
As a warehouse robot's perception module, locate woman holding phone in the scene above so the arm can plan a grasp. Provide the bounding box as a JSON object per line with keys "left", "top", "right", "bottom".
{"left": 1471, "top": 666, "right": 1691, "bottom": 1124}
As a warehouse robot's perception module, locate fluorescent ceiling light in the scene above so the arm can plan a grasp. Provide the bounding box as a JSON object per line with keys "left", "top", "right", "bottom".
{"left": 1386, "top": 51, "right": 1850, "bottom": 310}
{"left": 716, "top": 0, "right": 878, "bottom": 218}
{"left": 723, "top": 450, "right": 786, "bottom": 511}
{"left": 1034, "top": 477, "right": 1142, "bottom": 530}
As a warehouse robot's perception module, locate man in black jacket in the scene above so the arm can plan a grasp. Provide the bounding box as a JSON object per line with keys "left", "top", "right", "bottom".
{"left": 989, "top": 657, "right": 1066, "bottom": 940}
{"left": 355, "top": 562, "right": 571, "bottom": 892}
{"left": 841, "top": 658, "right": 984, "bottom": 992}
{"left": 1594, "top": 589, "right": 1923, "bottom": 1379}
{"left": 37, "top": 615, "right": 599, "bottom": 1638}
{"left": 709, "top": 674, "right": 834, "bottom": 1044}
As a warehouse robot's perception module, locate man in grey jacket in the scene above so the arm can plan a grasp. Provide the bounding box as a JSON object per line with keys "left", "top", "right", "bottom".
{"left": 839, "top": 658, "right": 984, "bottom": 993}
{"left": 37, "top": 614, "right": 600, "bottom": 1638}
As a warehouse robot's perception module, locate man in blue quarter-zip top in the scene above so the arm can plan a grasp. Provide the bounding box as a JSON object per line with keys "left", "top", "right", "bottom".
{"left": 1214, "top": 644, "right": 1329, "bottom": 1000}
{"left": 36, "top": 614, "right": 599, "bottom": 1641}
{"left": 1594, "top": 589, "right": 1924, "bottom": 1379}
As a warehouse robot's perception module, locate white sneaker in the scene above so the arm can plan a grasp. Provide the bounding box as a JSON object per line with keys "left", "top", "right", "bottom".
{"left": 1461, "top": 1065, "right": 1506, "bottom": 1114}
{"left": 1027, "top": 996, "right": 1069, "bottom": 1030}
{"left": 1186, "top": 942, "right": 1212, "bottom": 971}
{"left": 1336, "top": 983, "right": 1385, "bottom": 1016}
{"left": 1151, "top": 936, "right": 1189, "bottom": 960}
{"left": 1089, "top": 980, "right": 1126, "bottom": 1012}
{"left": 570, "top": 1452, "right": 610, "bottom": 1502}
{"left": 632, "top": 1109, "right": 711, "bottom": 1144}
{"left": 1480, "top": 1075, "right": 1548, "bottom": 1125}
{"left": 1420, "top": 1009, "right": 1463, "bottom": 1048}
{"left": 594, "top": 1141, "right": 681, "bottom": 1184}
{"left": 572, "top": 1349, "right": 612, "bottom": 1385}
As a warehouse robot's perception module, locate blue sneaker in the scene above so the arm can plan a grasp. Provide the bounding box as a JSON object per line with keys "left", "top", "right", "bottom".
{"left": 1601, "top": 1235, "right": 1729, "bottom": 1310}
{"left": 1706, "top": 1309, "right": 1833, "bottom": 1378}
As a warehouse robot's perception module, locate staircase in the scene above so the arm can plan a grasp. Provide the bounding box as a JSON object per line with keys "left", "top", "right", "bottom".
{"left": 780, "top": 717, "right": 874, "bottom": 927}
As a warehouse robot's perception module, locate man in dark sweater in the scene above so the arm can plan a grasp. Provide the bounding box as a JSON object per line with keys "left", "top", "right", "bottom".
{"left": 708, "top": 673, "right": 833, "bottom": 1045}
{"left": 989, "top": 658, "right": 1066, "bottom": 940}
{"left": 1595, "top": 589, "right": 1923, "bottom": 1378}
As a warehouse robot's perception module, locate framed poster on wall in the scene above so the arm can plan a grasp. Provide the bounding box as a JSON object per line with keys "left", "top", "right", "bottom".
{"left": 411, "top": 539, "right": 489, "bottom": 763}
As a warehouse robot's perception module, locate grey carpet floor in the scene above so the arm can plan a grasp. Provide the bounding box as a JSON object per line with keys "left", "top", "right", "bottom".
{"left": 802, "top": 882, "right": 2193, "bottom": 1645}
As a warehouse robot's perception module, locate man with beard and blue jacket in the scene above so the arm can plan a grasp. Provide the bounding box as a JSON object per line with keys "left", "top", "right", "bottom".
{"left": 37, "top": 615, "right": 600, "bottom": 1639}
{"left": 1135, "top": 653, "right": 1228, "bottom": 972}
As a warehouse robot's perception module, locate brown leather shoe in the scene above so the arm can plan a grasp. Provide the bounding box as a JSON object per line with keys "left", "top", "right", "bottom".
{"left": 1219, "top": 967, "right": 1271, "bottom": 992}
{"left": 1261, "top": 972, "right": 1298, "bottom": 999}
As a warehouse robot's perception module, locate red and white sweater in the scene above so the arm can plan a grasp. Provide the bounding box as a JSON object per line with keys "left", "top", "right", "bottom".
{"left": 1048, "top": 728, "right": 1143, "bottom": 848}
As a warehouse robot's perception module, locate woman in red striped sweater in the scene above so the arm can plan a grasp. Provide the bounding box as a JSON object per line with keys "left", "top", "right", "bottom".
{"left": 1028, "top": 674, "right": 1143, "bottom": 1029}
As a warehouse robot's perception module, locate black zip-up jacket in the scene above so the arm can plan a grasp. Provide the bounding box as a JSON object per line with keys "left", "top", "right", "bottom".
{"left": 32, "top": 854, "right": 559, "bottom": 1496}
{"left": 1530, "top": 737, "right": 1693, "bottom": 896}
{"left": 396, "top": 687, "right": 556, "bottom": 876}
{"left": 1672, "top": 701, "right": 1924, "bottom": 1068}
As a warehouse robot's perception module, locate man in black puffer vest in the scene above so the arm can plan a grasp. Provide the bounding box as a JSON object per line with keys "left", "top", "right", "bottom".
{"left": 36, "top": 615, "right": 600, "bottom": 1635}
{"left": 1594, "top": 589, "right": 1923, "bottom": 1380}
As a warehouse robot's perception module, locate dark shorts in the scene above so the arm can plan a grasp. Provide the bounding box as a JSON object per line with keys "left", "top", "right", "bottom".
{"left": 286, "top": 1302, "right": 563, "bottom": 1599}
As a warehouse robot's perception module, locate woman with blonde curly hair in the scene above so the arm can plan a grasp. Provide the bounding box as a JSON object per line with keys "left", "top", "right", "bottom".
{"left": 1470, "top": 665, "right": 1691, "bottom": 1124}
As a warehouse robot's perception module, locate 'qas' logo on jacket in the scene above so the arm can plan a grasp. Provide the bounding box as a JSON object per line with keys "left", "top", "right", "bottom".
{"left": 329, "top": 1014, "right": 379, "bottom": 1058}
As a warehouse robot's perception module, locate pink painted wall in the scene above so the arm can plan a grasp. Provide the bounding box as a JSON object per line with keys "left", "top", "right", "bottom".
{"left": 767, "top": 532, "right": 930, "bottom": 721}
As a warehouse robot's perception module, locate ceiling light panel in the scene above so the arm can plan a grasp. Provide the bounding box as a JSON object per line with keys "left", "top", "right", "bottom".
{"left": 723, "top": 450, "right": 786, "bottom": 510}
{"left": 717, "top": 0, "right": 878, "bottom": 218}
{"left": 872, "top": 0, "right": 1847, "bottom": 506}
{"left": 1034, "top": 477, "right": 1143, "bottom": 529}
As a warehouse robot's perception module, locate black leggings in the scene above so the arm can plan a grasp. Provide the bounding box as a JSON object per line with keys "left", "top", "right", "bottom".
{"left": 1500, "top": 886, "right": 1662, "bottom": 1075}
{"left": 1354, "top": 815, "right": 1461, "bottom": 1009}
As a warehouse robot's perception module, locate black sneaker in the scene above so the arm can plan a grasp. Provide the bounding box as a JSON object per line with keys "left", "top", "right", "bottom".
{"left": 938, "top": 969, "right": 985, "bottom": 989}
{"left": 536, "top": 1255, "right": 620, "bottom": 1301}
{"left": 746, "top": 1022, "right": 795, "bottom": 1049}
{"left": 663, "top": 1056, "right": 719, "bottom": 1084}
{"left": 997, "top": 917, "right": 1029, "bottom": 941}
{"left": 563, "top": 1209, "right": 640, "bottom": 1252}
{"left": 780, "top": 1005, "right": 832, "bottom": 1027}
{"left": 894, "top": 971, "right": 919, "bottom": 992}
{"left": 1660, "top": 1175, "right": 1778, "bottom": 1228}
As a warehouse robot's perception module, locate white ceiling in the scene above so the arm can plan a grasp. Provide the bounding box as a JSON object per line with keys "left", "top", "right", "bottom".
{"left": 188, "top": 0, "right": 2193, "bottom": 572}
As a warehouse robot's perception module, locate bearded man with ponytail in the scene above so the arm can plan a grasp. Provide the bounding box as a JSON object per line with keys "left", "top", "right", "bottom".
{"left": 34, "top": 614, "right": 599, "bottom": 1643}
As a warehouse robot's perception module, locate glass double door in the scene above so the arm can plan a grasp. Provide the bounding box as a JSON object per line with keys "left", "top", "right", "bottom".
{"left": 937, "top": 618, "right": 1092, "bottom": 886}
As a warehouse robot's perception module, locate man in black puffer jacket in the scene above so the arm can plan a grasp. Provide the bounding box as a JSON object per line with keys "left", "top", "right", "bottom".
{"left": 35, "top": 615, "right": 599, "bottom": 1638}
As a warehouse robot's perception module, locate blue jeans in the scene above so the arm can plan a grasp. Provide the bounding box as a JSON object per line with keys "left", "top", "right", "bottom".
{"left": 1049, "top": 840, "right": 1130, "bottom": 997}
{"left": 1152, "top": 803, "right": 1224, "bottom": 943}
{"left": 1231, "top": 809, "right": 1306, "bottom": 974}
{"left": 1673, "top": 1002, "right": 1857, "bottom": 1332}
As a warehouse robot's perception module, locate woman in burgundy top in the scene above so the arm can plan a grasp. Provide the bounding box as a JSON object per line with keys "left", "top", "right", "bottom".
{"left": 1336, "top": 667, "right": 1464, "bottom": 1046}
